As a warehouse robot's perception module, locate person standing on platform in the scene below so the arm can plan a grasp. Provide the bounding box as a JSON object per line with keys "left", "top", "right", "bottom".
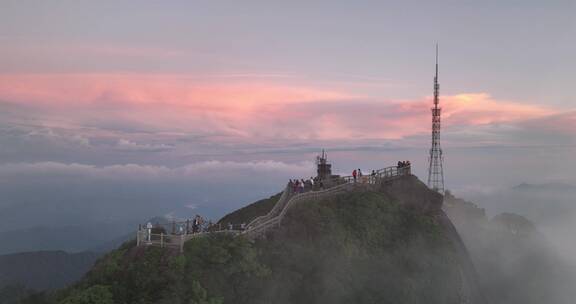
{"left": 146, "top": 222, "right": 153, "bottom": 242}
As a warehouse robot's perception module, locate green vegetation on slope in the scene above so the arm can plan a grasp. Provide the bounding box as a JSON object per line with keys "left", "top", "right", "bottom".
{"left": 255, "top": 191, "right": 460, "bottom": 304}
{"left": 33, "top": 186, "right": 464, "bottom": 304}
{"left": 50, "top": 236, "right": 268, "bottom": 304}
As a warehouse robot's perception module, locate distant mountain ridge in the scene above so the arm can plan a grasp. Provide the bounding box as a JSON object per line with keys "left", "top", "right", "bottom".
{"left": 0, "top": 226, "right": 109, "bottom": 255}
{"left": 0, "top": 250, "right": 100, "bottom": 291}
{"left": 0, "top": 216, "right": 140, "bottom": 255}
{"left": 512, "top": 182, "right": 576, "bottom": 191}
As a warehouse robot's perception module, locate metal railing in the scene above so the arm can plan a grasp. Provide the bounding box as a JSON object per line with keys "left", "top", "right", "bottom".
{"left": 245, "top": 186, "right": 291, "bottom": 230}
{"left": 136, "top": 229, "right": 239, "bottom": 253}
{"left": 137, "top": 231, "right": 185, "bottom": 251}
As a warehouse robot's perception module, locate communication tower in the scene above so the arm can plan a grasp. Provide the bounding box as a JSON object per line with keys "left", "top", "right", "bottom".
{"left": 427, "top": 45, "right": 445, "bottom": 194}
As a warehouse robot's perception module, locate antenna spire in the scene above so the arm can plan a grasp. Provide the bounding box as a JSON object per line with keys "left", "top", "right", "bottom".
{"left": 435, "top": 43, "right": 438, "bottom": 80}
{"left": 428, "top": 44, "right": 445, "bottom": 194}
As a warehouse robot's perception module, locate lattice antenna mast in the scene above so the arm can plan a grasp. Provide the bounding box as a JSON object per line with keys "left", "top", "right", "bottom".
{"left": 427, "top": 44, "right": 445, "bottom": 194}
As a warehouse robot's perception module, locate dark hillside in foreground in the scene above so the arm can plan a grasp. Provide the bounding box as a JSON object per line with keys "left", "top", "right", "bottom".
{"left": 35, "top": 176, "right": 481, "bottom": 304}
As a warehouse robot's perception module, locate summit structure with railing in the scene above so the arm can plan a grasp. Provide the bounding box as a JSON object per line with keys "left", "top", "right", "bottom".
{"left": 136, "top": 162, "right": 412, "bottom": 253}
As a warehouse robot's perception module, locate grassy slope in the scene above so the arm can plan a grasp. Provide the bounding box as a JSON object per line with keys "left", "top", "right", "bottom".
{"left": 41, "top": 181, "right": 464, "bottom": 304}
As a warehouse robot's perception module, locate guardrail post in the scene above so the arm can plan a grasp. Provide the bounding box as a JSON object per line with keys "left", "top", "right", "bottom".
{"left": 136, "top": 230, "right": 140, "bottom": 246}
{"left": 160, "top": 233, "right": 164, "bottom": 248}
{"left": 180, "top": 234, "right": 184, "bottom": 253}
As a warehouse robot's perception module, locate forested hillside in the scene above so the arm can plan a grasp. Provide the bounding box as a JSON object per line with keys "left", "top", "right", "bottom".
{"left": 34, "top": 178, "right": 473, "bottom": 304}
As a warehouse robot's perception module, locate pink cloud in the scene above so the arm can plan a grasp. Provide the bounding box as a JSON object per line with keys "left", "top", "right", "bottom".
{"left": 0, "top": 73, "right": 568, "bottom": 143}
{"left": 261, "top": 93, "right": 558, "bottom": 140}
{"left": 0, "top": 74, "right": 351, "bottom": 108}
{"left": 441, "top": 93, "right": 556, "bottom": 125}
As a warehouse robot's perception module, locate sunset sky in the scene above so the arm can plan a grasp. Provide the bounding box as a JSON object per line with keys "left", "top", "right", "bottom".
{"left": 1, "top": 1, "right": 575, "bottom": 221}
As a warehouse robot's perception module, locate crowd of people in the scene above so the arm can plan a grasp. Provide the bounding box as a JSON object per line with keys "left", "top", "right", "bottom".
{"left": 397, "top": 161, "right": 411, "bottom": 174}
{"left": 288, "top": 177, "right": 318, "bottom": 193}
{"left": 397, "top": 160, "right": 411, "bottom": 168}
{"left": 190, "top": 214, "right": 205, "bottom": 233}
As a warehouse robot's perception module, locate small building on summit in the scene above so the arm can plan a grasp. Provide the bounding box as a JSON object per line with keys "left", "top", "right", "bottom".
{"left": 315, "top": 150, "right": 340, "bottom": 185}
{"left": 316, "top": 149, "right": 331, "bottom": 180}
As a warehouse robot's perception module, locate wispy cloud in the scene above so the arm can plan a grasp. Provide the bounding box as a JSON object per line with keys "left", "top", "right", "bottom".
{"left": 0, "top": 160, "right": 314, "bottom": 180}
{"left": 0, "top": 73, "right": 573, "bottom": 163}
{"left": 114, "top": 138, "right": 174, "bottom": 152}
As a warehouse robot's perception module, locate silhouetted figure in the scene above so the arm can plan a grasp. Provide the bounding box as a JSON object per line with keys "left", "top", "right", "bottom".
{"left": 192, "top": 215, "right": 203, "bottom": 233}
{"left": 146, "top": 222, "right": 153, "bottom": 242}
{"left": 293, "top": 180, "right": 299, "bottom": 193}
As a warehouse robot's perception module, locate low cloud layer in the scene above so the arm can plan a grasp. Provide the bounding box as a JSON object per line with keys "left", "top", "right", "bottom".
{"left": 0, "top": 159, "right": 315, "bottom": 237}
{"left": 0, "top": 160, "right": 314, "bottom": 181}
{"left": 460, "top": 183, "right": 576, "bottom": 268}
